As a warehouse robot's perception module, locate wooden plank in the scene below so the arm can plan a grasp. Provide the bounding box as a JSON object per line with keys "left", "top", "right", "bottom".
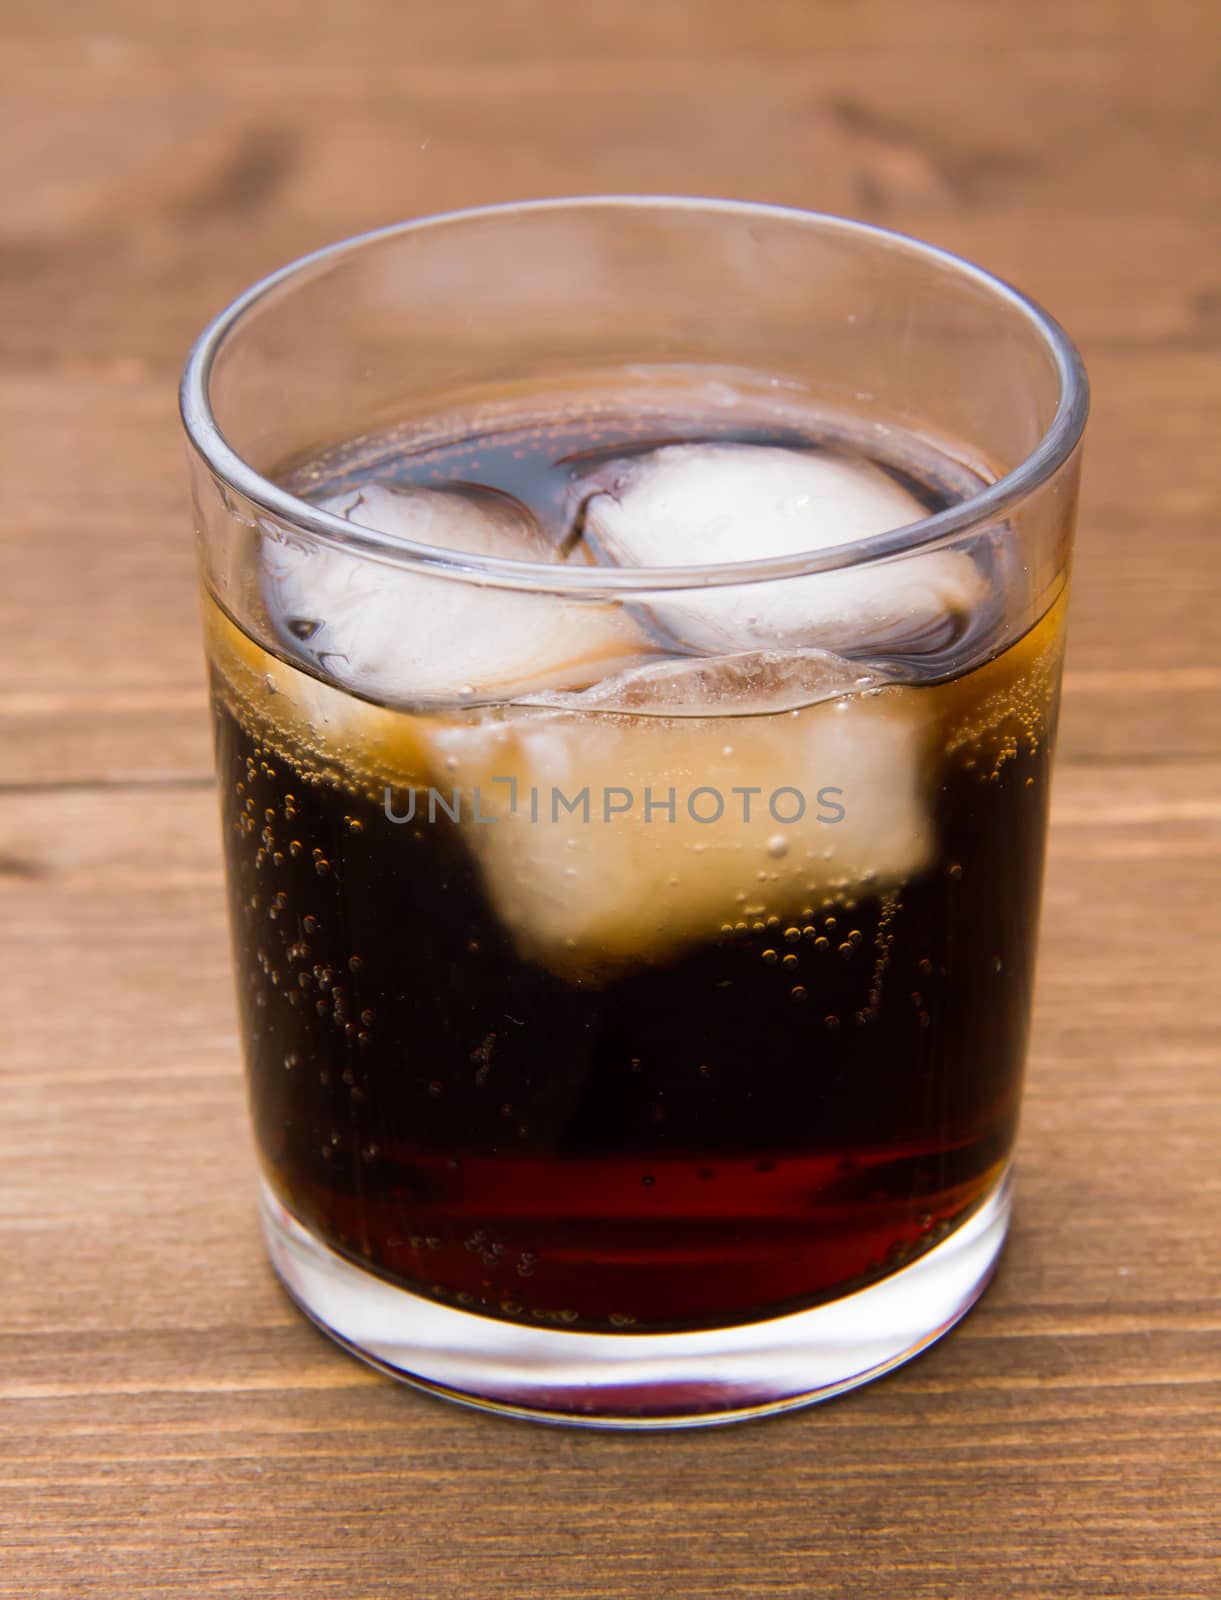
{"left": 1, "top": 802, "right": 1216, "bottom": 1541}
{"left": 1, "top": 774, "right": 1216, "bottom": 1368}
{"left": 0, "top": 19, "right": 1219, "bottom": 374}
{"left": 1, "top": 343, "right": 1219, "bottom": 783}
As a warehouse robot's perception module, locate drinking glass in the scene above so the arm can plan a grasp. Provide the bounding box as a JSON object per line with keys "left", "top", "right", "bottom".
{"left": 181, "top": 198, "right": 1087, "bottom": 1427}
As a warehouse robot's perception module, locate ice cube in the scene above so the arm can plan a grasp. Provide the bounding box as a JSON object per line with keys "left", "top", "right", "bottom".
{"left": 424, "top": 658, "right": 938, "bottom": 979}
{"left": 262, "top": 483, "right": 642, "bottom": 705}
{"left": 521, "top": 647, "right": 882, "bottom": 716}
{"left": 577, "top": 443, "right": 985, "bottom": 657}
{"left": 205, "top": 593, "right": 433, "bottom": 790}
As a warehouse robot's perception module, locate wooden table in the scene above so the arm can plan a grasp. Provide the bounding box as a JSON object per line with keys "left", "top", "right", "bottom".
{"left": 2, "top": 2, "right": 1217, "bottom": 1595}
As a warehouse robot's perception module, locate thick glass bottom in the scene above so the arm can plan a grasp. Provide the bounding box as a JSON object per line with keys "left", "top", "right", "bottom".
{"left": 259, "top": 1169, "right": 1011, "bottom": 1429}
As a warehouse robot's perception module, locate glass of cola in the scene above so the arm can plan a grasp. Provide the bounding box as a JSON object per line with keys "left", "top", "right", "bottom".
{"left": 181, "top": 199, "right": 1087, "bottom": 1426}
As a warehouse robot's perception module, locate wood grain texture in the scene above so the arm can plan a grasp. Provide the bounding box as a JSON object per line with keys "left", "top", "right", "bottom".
{"left": 1, "top": 1, "right": 1218, "bottom": 1596}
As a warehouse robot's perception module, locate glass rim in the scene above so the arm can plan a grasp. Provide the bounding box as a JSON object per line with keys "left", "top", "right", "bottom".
{"left": 180, "top": 195, "right": 1089, "bottom": 596}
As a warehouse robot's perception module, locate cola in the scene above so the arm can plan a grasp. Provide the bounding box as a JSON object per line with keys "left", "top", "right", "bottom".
{"left": 206, "top": 389, "right": 1064, "bottom": 1333}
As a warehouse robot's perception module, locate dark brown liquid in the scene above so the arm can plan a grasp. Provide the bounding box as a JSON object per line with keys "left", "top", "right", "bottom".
{"left": 209, "top": 408, "right": 1061, "bottom": 1332}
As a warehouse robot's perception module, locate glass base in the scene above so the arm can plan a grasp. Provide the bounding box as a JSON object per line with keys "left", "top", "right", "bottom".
{"left": 259, "top": 1171, "right": 1011, "bottom": 1429}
